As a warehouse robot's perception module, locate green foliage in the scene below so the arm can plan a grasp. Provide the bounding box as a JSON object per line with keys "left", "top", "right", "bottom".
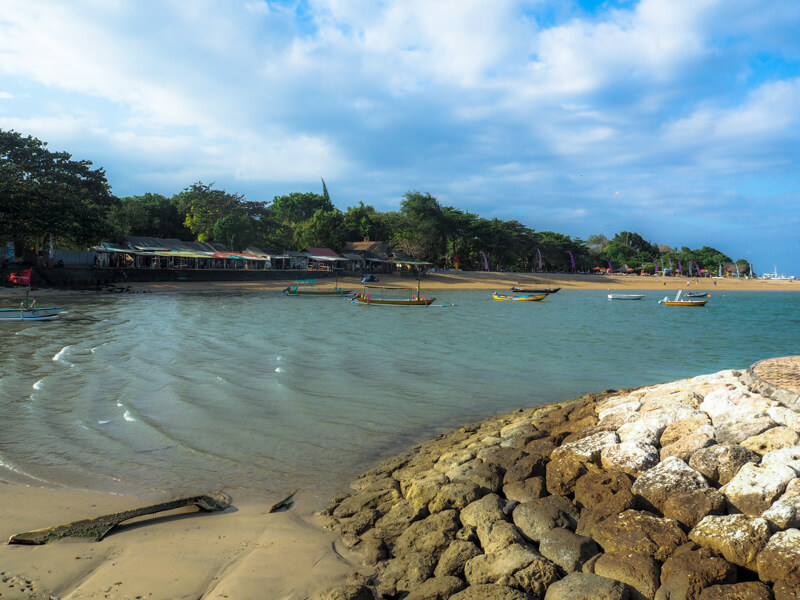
{"left": 0, "top": 129, "right": 118, "bottom": 249}
{"left": 113, "top": 193, "right": 191, "bottom": 239}
{"left": 270, "top": 191, "right": 333, "bottom": 225}
{"left": 212, "top": 214, "right": 256, "bottom": 251}
{"left": 173, "top": 182, "right": 244, "bottom": 242}
{"left": 295, "top": 208, "right": 346, "bottom": 251}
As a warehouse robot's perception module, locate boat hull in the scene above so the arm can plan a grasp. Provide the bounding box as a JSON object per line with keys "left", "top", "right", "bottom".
{"left": 493, "top": 294, "right": 546, "bottom": 301}
{"left": 0, "top": 307, "right": 66, "bottom": 321}
{"left": 285, "top": 289, "right": 353, "bottom": 296}
{"left": 608, "top": 294, "right": 644, "bottom": 300}
{"left": 663, "top": 300, "right": 708, "bottom": 306}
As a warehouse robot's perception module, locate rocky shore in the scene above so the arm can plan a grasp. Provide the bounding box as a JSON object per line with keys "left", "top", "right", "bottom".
{"left": 317, "top": 359, "right": 800, "bottom": 600}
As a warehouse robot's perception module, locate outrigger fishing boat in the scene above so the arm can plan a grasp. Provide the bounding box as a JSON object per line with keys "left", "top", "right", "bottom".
{"left": 492, "top": 292, "right": 547, "bottom": 302}
{"left": 0, "top": 285, "right": 67, "bottom": 321}
{"left": 510, "top": 286, "right": 561, "bottom": 294}
{"left": 352, "top": 272, "right": 436, "bottom": 306}
{"left": 607, "top": 294, "right": 645, "bottom": 300}
{"left": 659, "top": 290, "right": 708, "bottom": 307}
{"left": 283, "top": 279, "right": 353, "bottom": 296}
{"left": 684, "top": 291, "right": 710, "bottom": 298}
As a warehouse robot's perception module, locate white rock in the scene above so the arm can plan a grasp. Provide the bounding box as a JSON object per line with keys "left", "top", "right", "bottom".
{"left": 700, "top": 388, "right": 749, "bottom": 420}
{"left": 597, "top": 400, "right": 642, "bottom": 422}
{"left": 762, "top": 478, "right": 800, "bottom": 530}
{"left": 721, "top": 462, "right": 797, "bottom": 516}
{"left": 617, "top": 419, "right": 662, "bottom": 446}
{"left": 434, "top": 449, "right": 476, "bottom": 473}
{"left": 760, "top": 445, "right": 800, "bottom": 474}
{"left": 600, "top": 441, "right": 660, "bottom": 477}
{"left": 551, "top": 431, "right": 620, "bottom": 465}
{"left": 766, "top": 407, "right": 800, "bottom": 433}
{"left": 689, "top": 514, "right": 771, "bottom": 569}
{"left": 631, "top": 456, "right": 709, "bottom": 512}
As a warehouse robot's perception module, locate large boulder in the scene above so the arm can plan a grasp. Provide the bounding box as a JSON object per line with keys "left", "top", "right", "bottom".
{"left": 715, "top": 416, "right": 777, "bottom": 445}
{"left": 464, "top": 543, "right": 549, "bottom": 588}
{"left": 688, "top": 514, "right": 771, "bottom": 570}
{"left": 591, "top": 510, "right": 687, "bottom": 562}
{"left": 601, "top": 441, "right": 661, "bottom": 477}
{"left": 332, "top": 486, "right": 402, "bottom": 518}
{"left": 460, "top": 493, "right": 506, "bottom": 528}
{"left": 546, "top": 454, "right": 589, "bottom": 496}
{"left": 539, "top": 527, "right": 600, "bottom": 573}
{"left": 450, "top": 583, "right": 536, "bottom": 600}
{"left": 477, "top": 520, "right": 526, "bottom": 554}
{"left": 405, "top": 470, "right": 450, "bottom": 507}
{"left": 617, "top": 419, "right": 663, "bottom": 447}
{"left": 741, "top": 427, "right": 800, "bottom": 456}
{"left": 721, "top": 462, "right": 796, "bottom": 516}
{"left": 446, "top": 459, "right": 505, "bottom": 493}
{"left": 659, "top": 426, "right": 716, "bottom": 462}
{"left": 503, "top": 476, "right": 547, "bottom": 504}
{"left": 434, "top": 539, "right": 483, "bottom": 578}
{"left": 314, "top": 584, "right": 374, "bottom": 600}
{"left": 373, "top": 499, "right": 428, "bottom": 541}
{"left": 574, "top": 470, "right": 633, "bottom": 510}
{"left": 513, "top": 495, "right": 579, "bottom": 542}
{"left": 543, "top": 572, "right": 630, "bottom": 600}
{"left": 763, "top": 478, "right": 800, "bottom": 530}
{"left": 761, "top": 445, "right": 800, "bottom": 474}
{"left": 378, "top": 553, "right": 439, "bottom": 596}
{"left": 405, "top": 576, "right": 466, "bottom": 600}
{"left": 662, "top": 488, "right": 726, "bottom": 529}
{"left": 589, "top": 551, "right": 661, "bottom": 600}
{"left": 504, "top": 453, "right": 548, "bottom": 484}
{"left": 774, "top": 580, "right": 800, "bottom": 600}
{"left": 654, "top": 546, "right": 736, "bottom": 600}
{"left": 660, "top": 415, "right": 712, "bottom": 447}
{"left": 551, "top": 431, "right": 620, "bottom": 466}
{"left": 689, "top": 443, "right": 760, "bottom": 486}
{"left": 429, "top": 482, "right": 484, "bottom": 513}
{"left": 697, "top": 582, "right": 773, "bottom": 600}
{"left": 393, "top": 509, "right": 461, "bottom": 560}
{"left": 756, "top": 528, "right": 800, "bottom": 585}
{"left": 631, "top": 456, "right": 709, "bottom": 514}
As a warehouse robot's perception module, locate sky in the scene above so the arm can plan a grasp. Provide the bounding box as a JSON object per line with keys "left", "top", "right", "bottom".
{"left": 1, "top": 0, "right": 799, "bottom": 275}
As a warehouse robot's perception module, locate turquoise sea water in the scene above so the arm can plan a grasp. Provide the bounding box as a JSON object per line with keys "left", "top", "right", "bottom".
{"left": 1, "top": 289, "right": 798, "bottom": 500}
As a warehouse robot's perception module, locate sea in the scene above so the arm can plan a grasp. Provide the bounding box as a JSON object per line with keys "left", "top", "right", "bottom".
{"left": 1, "top": 288, "right": 798, "bottom": 502}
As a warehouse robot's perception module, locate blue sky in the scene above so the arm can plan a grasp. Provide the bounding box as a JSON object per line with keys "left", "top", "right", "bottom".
{"left": 1, "top": 0, "right": 799, "bottom": 274}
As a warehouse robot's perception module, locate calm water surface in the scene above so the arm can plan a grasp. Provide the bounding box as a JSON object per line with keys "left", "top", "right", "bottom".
{"left": 1, "top": 288, "right": 798, "bottom": 499}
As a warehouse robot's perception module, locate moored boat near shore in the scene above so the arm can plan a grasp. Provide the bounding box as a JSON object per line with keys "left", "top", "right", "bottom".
{"left": 511, "top": 286, "right": 561, "bottom": 294}
{"left": 283, "top": 279, "right": 353, "bottom": 296}
{"left": 492, "top": 292, "right": 547, "bottom": 301}
{"left": 659, "top": 290, "right": 708, "bottom": 306}
{"left": 608, "top": 293, "right": 645, "bottom": 300}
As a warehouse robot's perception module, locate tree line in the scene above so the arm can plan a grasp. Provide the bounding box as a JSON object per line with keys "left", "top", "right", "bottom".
{"left": 0, "top": 129, "right": 751, "bottom": 273}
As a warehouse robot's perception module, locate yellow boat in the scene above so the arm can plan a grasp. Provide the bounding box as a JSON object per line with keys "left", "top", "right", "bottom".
{"left": 352, "top": 274, "right": 436, "bottom": 306}
{"left": 492, "top": 293, "right": 547, "bottom": 301}
{"left": 659, "top": 291, "right": 708, "bottom": 306}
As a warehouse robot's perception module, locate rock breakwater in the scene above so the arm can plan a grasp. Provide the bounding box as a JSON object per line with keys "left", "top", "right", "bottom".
{"left": 318, "top": 364, "right": 800, "bottom": 600}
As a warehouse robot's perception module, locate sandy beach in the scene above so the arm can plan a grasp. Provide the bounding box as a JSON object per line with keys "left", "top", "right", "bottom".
{"left": 1, "top": 270, "right": 797, "bottom": 302}
{"left": 1, "top": 272, "right": 798, "bottom": 599}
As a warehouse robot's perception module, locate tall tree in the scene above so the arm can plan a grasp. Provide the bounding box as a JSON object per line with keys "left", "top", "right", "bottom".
{"left": 173, "top": 182, "right": 243, "bottom": 242}
{"left": 113, "top": 193, "right": 191, "bottom": 239}
{"left": 0, "top": 129, "right": 118, "bottom": 250}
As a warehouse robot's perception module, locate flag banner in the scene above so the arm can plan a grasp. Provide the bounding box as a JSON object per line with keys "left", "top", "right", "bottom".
{"left": 9, "top": 269, "right": 32, "bottom": 285}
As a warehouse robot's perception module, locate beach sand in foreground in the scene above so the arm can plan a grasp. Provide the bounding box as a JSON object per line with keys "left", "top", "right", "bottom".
{"left": 0, "top": 486, "right": 363, "bottom": 600}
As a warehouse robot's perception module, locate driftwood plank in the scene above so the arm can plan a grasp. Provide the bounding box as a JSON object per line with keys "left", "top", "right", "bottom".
{"left": 268, "top": 489, "right": 297, "bottom": 513}
{"left": 8, "top": 491, "right": 232, "bottom": 545}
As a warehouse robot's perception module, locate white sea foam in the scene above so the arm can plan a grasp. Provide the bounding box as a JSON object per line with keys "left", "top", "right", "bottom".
{"left": 117, "top": 402, "right": 123, "bottom": 407}
{"left": 123, "top": 410, "right": 135, "bottom": 422}
{"left": 52, "top": 345, "right": 71, "bottom": 362}
{"left": 98, "top": 419, "right": 110, "bottom": 425}
{"left": 32, "top": 379, "right": 44, "bottom": 390}
{"left": 275, "top": 367, "right": 284, "bottom": 373}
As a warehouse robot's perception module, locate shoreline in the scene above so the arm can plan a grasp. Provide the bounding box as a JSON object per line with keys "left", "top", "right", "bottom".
{"left": 1, "top": 271, "right": 798, "bottom": 301}
{"left": 2, "top": 359, "right": 799, "bottom": 599}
